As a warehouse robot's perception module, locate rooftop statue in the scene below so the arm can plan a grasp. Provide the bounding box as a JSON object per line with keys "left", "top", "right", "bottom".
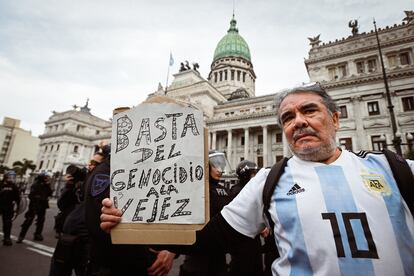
{"left": 349, "top": 19, "right": 359, "bottom": 36}
{"left": 403, "top": 10, "right": 414, "bottom": 24}
{"left": 308, "top": 34, "right": 321, "bottom": 48}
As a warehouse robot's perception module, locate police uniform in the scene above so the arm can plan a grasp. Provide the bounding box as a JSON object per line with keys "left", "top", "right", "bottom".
{"left": 84, "top": 157, "right": 156, "bottom": 276}
{"left": 0, "top": 178, "right": 20, "bottom": 245}
{"left": 19, "top": 176, "right": 52, "bottom": 241}
{"left": 179, "top": 175, "right": 232, "bottom": 276}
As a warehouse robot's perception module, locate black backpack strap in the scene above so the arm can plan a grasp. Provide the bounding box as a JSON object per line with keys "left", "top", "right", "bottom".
{"left": 262, "top": 157, "right": 289, "bottom": 231}
{"left": 382, "top": 149, "right": 414, "bottom": 217}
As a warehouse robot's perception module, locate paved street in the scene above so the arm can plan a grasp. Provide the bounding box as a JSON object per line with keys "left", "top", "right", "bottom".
{"left": 1, "top": 197, "right": 184, "bottom": 276}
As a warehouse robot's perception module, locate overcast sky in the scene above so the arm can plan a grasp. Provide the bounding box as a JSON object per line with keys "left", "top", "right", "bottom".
{"left": 0, "top": 0, "right": 411, "bottom": 136}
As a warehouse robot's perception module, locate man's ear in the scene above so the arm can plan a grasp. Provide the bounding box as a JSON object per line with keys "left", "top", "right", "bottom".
{"left": 332, "top": 112, "right": 340, "bottom": 130}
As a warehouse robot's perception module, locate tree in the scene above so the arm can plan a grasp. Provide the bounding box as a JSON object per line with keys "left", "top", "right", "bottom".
{"left": 12, "top": 159, "right": 36, "bottom": 178}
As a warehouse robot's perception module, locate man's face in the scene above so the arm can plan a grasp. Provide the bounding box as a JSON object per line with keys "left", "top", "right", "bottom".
{"left": 88, "top": 154, "right": 104, "bottom": 172}
{"left": 279, "top": 92, "right": 339, "bottom": 162}
{"left": 210, "top": 165, "right": 222, "bottom": 181}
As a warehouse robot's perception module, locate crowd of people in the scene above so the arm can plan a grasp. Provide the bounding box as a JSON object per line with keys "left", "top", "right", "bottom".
{"left": 1, "top": 83, "right": 413, "bottom": 276}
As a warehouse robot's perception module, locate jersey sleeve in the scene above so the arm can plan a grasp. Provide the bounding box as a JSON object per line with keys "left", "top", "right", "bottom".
{"left": 221, "top": 168, "right": 269, "bottom": 238}
{"left": 407, "top": 159, "right": 414, "bottom": 175}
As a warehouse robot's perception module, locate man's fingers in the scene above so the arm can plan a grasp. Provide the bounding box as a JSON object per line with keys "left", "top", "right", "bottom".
{"left": 102, "top": 198, "right": 113, "bottom": 207}
{"left": 100, "top": 222, "right": 117, "bottom": 233}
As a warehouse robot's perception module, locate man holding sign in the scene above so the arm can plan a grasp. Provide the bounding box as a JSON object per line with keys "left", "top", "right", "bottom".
{"left": 101, "top": 84, "right": 414, "bottom": 276}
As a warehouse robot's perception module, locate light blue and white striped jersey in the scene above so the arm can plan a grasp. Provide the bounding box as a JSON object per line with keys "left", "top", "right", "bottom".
{"left": 222, "top": 150, "right": 414, "bottom": 276}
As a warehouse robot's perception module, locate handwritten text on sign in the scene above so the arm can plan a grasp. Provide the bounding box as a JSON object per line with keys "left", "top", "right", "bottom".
{"left": 110, "top": 103, "right": 205, "bottom": 224}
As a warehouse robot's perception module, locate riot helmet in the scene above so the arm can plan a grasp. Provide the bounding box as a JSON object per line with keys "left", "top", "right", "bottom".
{"left": 4, "top": 170, "right": 17, "bottom": 183}
{"left": 236, "top": 160, "right": 258, "bottom": 186}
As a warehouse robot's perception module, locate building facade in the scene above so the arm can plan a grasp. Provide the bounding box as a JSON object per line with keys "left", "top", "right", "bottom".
{"left": 305, "top": 12, "right": 414, "bottom": 155}
{"left": 36, "top": 11, "right": 414, "bottom": 174}
{"left": 36, "top": 102, "right": 111, "bottom": 174}
{"left": 0, "top": 117, "right": 39, "bottom": 168}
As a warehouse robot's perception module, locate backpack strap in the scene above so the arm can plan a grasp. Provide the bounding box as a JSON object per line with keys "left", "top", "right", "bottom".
{"left": 382, "top": 149, "right": 414, "bottom": 217}
{"left": 262, "top": 157, "right": 289, "bottom": 231}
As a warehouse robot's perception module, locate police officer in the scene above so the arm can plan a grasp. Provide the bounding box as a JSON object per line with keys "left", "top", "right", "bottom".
{"left": 228, "top": 160, "right": 263, "bottom": 276}
{"left": 17, "top": 172, "right": 53, "bottom": 242}
{"left": 49, "top": 154, "right": 103, "bottom": 276}
{"left": 179, "top": 150, "right": 232, "bottom": 276}
{"left": 0, "top": 171, "right": 20, "bottom": 246}
{"left": 54, "top": 165, "right": 87, "bottom": 239}
{"left": 84, "top": 144, "right": 175, "bottom": 276}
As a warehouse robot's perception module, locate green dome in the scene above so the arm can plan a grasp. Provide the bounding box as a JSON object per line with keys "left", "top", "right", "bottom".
{"left": 213, "top": 16, "right": 251, "bottom": 62}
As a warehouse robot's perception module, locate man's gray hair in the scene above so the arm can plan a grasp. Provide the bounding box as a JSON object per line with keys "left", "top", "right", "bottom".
{"left": 274, "top": 83, "right": 338, "bottom": 123}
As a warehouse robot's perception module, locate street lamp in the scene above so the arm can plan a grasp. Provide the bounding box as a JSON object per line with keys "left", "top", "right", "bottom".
{"left": 373, "top": 19, "right": 402, "bottom": 156}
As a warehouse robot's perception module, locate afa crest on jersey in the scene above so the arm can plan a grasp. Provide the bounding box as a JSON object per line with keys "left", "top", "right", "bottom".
{"left": 361, "top": 173, "right": 391, "bottom": 196}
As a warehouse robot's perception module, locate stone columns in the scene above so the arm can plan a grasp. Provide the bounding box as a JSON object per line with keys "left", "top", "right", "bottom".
{"left": 262, "top": 125, "right": 268, "bottom": 167}
{"left": 244, "top": 127, "right": 249, "bottom": 160}
{"left": 227, "top": 129, "right": 232, "bottom": 164}
{"left": 212, "top": 131, "right": 217, "bottom": 150}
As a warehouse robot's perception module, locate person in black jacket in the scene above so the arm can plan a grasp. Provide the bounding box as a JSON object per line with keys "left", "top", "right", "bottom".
{"left": 17, "top": 173, "right": 53, "bottom": 242}
{"left": 0, "top": 171, "right": 20, "bottom": 246}
{"left": 228, "top": 160, "right": 263, "bottom": 276}
{"left": 54, "top": 165, "right": 87, "bottom": 239}
{"left": 179, "top": 150, "right": 232, "bottom": 276}
{"left": 84, "top": 144, "right": 175, "bottom": 276}
{"left": 49, "top": 153, "right": 103, "bottom": 276}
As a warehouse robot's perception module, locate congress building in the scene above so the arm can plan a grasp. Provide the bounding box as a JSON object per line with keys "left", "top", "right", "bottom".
{"left": 36, "top": 11, "right": 414, "bottom": 174}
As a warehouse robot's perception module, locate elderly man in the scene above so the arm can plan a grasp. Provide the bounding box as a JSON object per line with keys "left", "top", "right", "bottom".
{"left": 101, "top": 83, "right": 414, "bottom": 276}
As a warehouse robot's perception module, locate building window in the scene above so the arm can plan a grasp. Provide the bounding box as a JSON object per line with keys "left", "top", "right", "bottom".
{"left": 371, "top": 135, "right": 383, "bottom": 151}
{"left": 73, "top": 145, "right": 79, "bottom": 153}
{"left": 276, "top": 133, "right": 283, "bottom": 143}
{"left": 356, "top": 61, "right": 365, "bottom": 73}
{"left": 367, "top": 58, "right": 377, "bottom": 72}
{"left": 76, "top": 125, "right": 81, "bottom": 132}
{"left": 243, "top": 72, "right": 246, "bottom": 82}
{"left": 214, "top": 72, "right": 217, "bottom": 82}
{"left": 402, "top": 96, "right": 414, "bottom": 111}
{"left": 219, "top": 71, "right": 223, "bottom": 81}
{"left": 237, "top": 70, "right": 241, "bottom": 81}
{"left": 339, "top": 137, "right": 353, "bottom": 151}
{"left": 224, "top": 70, "right": 228, "bottom": 80}
{"left": 338, "top": 64, "right": 347, "bottom": 78}
{"left": 50, "top": 145, "right": 54, "bottom": 152}
{"left": 328, "top": 67, "right": 337, "bottom": 80}
{"left": 224, "top": 138, "right": 228, "bottom": 147}
{"left": 52, "top": 160, "right": 56, "bottom": 169}
{"left": 96, "top": 130, "right": 100, "bottom": 135}
{"left": 39, "top": 160, "right": 44, "bottom": 170}
{"left": 56, "top": 144, "right": 60, "bottom": 151}
{"left": 367, "top": 101, "right": 380, "bottom": 116}
{"left": 241, "top": 136, "right": 245, "bottom": 146}
{"left": 339, "top": 105, "right": 348, "bottom": 119}
{"left": 257, "top": 156, "right": 263, "bottom": 168}
{"left": 240, "top": 157, "right": 244, "bottom": 162}
{"left": 276, "top": 155, "right": 284, "bottom": 162}
{"left": 44, "top": 146, "right": 48, "bottom": 152}
{"left": 400, "top": 52, "right": 411, "bottom": 65}
{"left": 387, "top": 55, "right": 397, "bottom": 67}
{"left": 46, "top": 160, "right": 50, "bottom": 169}
{"left": 231, "top": 70, "right": 235, "bottom": 80}
{"left": 258, "top": 135, "right": 263, "bottom": 144}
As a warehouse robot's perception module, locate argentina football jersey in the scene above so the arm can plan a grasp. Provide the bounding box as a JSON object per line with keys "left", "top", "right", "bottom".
{"left": 270, "top": 150, "right": 414, "bottom": 276}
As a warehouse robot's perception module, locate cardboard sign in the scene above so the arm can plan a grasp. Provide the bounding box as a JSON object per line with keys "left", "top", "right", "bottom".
{"left": 110, "top": 96, "right": 209, "bottom": 244}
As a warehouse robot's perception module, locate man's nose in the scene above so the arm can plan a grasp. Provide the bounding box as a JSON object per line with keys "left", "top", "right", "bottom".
{"left": 293, "top": 113, "right": 308, "bottom": 128}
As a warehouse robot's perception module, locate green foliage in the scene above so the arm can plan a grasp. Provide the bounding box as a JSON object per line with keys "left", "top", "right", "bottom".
{"left": 12, "top": 158, "right": 36, "bottom": 177}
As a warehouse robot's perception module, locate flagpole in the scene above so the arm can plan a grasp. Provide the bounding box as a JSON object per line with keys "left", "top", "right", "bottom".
{"left": 165, "top": 64, "right": 170, "bottom": 95}
{"left": 165, "top": 52, "right": 173, "bottom": 95}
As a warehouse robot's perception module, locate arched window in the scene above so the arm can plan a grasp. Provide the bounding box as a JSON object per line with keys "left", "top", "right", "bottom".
{"left": 73, "top": 145, "right": 79, "bottom": 153}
